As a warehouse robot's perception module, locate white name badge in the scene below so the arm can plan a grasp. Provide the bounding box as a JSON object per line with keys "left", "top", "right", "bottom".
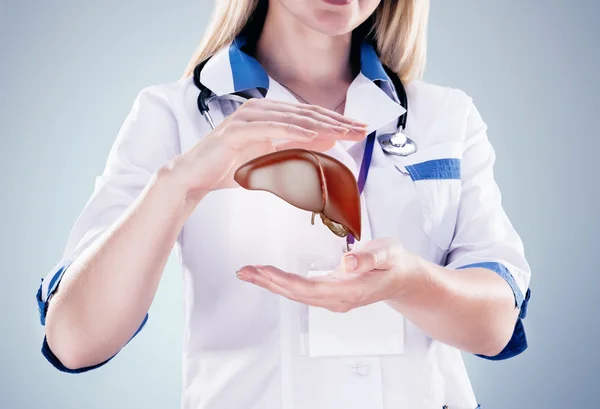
{"left": 301, "top": 270, "right": 405, "bottom": 357}
{"left": 284, "top": 246, "right": 405, "bottom": 358}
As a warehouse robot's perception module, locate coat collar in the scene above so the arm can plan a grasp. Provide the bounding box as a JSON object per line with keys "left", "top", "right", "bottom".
{"left": 199, "top": 35, "right": 406, "bottom": 134}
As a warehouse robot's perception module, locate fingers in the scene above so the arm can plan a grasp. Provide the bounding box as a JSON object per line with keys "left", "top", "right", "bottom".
{"left": 224, "top": 119, "right": 363, "bottom": 152}
{"left": 237, "top": 265, "right": 360, "bottom": 312}
{"left": 273, "top": 138, "right": 337, "bottom": 153}
{"left": 246, "top": 99, "right": 368, "bottom": 127}
{"left": 236, "top": 99, "right": 369, "bottom": 141}
{"left": 264, "top": 105, "right": 368, "bottom": 141}
{"left": 238, "top": 266, "right": 301, "bottom": 301}
{"left": 235, "top": 239, "right": 407, "bottom": 312}
{"left": 257, "top": 265, "right": 364, "bottom": 305}
{"left": 224, "top": 120, "right": 317, "bottom": 150}
{"left": 238, "top": 109, "right": 359, "bottom": 137}
{"left": 341, "top": 246, "right": 395, "bottom": 273}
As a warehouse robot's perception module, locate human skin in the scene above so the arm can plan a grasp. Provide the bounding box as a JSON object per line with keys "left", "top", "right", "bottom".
{"left": 45, "top": 97, "right": 369, "bottom": 369}
{"left": 237, "top": 236, "right": 518, "bottom": 357}
{"left": 45, "top": 0, "right": 517, "bottom": 369}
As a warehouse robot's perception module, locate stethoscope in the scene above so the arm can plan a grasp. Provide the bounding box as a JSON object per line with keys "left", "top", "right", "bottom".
{"left": 192, "top": 58, "right": 417, "bottom": 157}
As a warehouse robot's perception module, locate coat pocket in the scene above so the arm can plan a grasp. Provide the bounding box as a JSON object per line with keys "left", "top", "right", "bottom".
{"left": 386, "top": 142, "right": 463, "bottom": 253}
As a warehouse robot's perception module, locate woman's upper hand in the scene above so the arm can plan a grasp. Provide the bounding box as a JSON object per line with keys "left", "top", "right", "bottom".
{"left": 168, "top": 98, "right": 369, "bottom": 195}
{"left": 236, "top": 237, "right": 422, "bottom": 313}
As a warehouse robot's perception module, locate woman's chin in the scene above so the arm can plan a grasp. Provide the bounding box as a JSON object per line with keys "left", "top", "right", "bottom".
{"left": 310, "top": 11, "right": 362, "bottom": 37}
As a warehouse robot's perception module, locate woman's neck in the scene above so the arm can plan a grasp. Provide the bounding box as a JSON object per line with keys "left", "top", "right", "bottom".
{"left": 254, "top": 2, "right": 355, "bottom": 95}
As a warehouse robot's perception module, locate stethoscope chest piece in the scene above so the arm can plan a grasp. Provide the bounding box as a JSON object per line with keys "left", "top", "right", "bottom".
{"left": 380, "top": 131, "right": 417, "bottom": 156}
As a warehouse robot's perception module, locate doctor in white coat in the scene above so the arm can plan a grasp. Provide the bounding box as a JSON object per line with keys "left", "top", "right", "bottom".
{"left": 36, "top": 0, "right": 531, "bottom": 408}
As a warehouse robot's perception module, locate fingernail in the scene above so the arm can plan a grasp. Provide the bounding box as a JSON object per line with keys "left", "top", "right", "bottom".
{"left": 303, "top": 129, "right": 318, "bottom": 138}
{"left": 343, "top": 254, "right": 357, "bottom": 271}
{"left": 331, "top": 126, "right": 349, "bottom": 134}
{"left": 345, "top": 117, "right": 369, "bottom": 126}
{"left": 351, "top": 126, "right": 368, "bottom": 134}
{"left": 236, "top": 270, "right": 253, "bottom": 282}
{"left": 255, "top": 266, "right": 269, "bottom": 279}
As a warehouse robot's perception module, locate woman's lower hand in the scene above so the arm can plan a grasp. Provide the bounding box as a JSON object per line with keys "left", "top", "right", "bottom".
{"left": 236, "top": 237, "right": 422, "bottom": 312}
{"left": 166, "top": 98, "right": 369, "bottom": 196}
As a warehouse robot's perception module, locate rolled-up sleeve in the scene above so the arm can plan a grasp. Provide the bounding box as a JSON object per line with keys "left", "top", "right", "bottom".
{"left": 35, "top": 85, "right": 181, "bottom": 372}
{"left": 445, "top": 98, "right": 532, "bottom": 360}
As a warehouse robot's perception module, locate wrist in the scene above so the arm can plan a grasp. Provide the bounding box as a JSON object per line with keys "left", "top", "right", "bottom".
{"left": 153, "top": 162, "right": 209, "bottom": 212}
{"left": 389, "top": 255, "right": 441, "bottom": 309}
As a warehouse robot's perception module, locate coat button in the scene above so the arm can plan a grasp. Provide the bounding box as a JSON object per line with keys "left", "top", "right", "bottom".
{"left": 351, "top": 364, "right": 371, "bottom": 377}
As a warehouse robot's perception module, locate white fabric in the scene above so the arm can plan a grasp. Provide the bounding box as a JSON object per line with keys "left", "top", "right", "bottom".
{"left": 39, "top": 45, "right": 531, "bottom": 409}
{"left": 306, "top": 269, "right": 405, "bottom": 358}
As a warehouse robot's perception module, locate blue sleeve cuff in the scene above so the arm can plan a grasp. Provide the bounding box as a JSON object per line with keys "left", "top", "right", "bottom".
{"left": 456, "top": 261, "right": 524, "bottom": 308}
{"left": 456, "top": 262, "right": 531, "bottom": 361}
{"left": 36, "top": 262, "right": 149, "bottom": 373}
{"left": 40, "top": 314, "right": 149, "bottom": 373}
{"left": 41, "top": 336, "right": 113, "bottom": 374}
{"left": 36, "top": 262, "right": 72, "bottom": 326}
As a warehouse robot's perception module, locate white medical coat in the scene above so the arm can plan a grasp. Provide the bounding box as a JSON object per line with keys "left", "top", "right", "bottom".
{"left": 36, "top": 37, "right": 531, "bottom": 409}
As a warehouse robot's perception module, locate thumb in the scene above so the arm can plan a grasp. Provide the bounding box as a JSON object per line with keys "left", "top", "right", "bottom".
{"left": 341, "top": 246, "right": 395, "bottom": 273}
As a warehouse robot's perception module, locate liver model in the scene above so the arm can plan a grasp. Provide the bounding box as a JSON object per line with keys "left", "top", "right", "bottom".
{"left": 233, "top": 148, "right": 361, "bottom": 241}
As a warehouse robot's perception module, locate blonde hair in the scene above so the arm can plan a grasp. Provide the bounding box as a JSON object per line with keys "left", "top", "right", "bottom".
{"left": 182, "top": 0, "right": 430, "bottom": 83}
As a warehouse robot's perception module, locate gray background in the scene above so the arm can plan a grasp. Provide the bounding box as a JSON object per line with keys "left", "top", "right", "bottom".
{"left": 0, "top": 0, "right": 598, "bottom": 408}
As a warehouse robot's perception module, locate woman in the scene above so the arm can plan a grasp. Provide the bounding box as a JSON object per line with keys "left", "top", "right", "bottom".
{"left": 36, "top": 0, "right": 531, "bottom": 408}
